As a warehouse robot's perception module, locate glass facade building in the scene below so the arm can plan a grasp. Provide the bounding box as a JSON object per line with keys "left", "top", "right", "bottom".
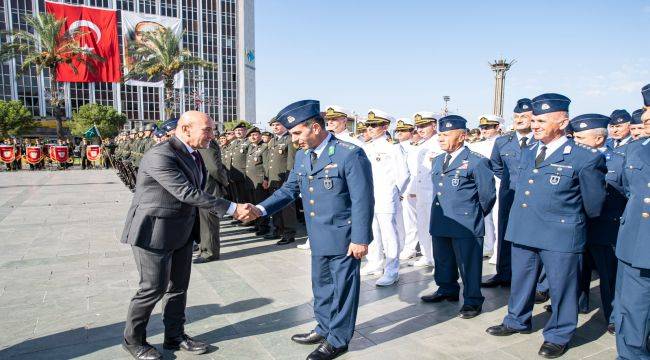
{"left": 0, "top": 0, "right": 256, "bottom": 129}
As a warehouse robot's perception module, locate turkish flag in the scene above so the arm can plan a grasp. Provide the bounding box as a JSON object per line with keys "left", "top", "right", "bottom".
{"left": 45, "top": 1, "right": 121, "bottom": 82}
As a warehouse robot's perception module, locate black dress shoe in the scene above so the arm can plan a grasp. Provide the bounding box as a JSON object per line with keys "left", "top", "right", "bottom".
{"left": 607, "top": 323, "right": 615, "bottom": 335}
{"left": 122, "top": 340, "right": 162, "bottom": 360}
{"left": 306, "top": 341, "right": 348, "bottom": 360}
{"left": 276, "top": 237, "right": 296, "bottom": 245}
{"left": 193, "top": 256, "right": 218, "bottom": 264}
{"left": 291, "top": 331, "right": 325, "bottom": 345}
{"left": 538, "top": 341, "right": 567, "bottom": 358}
{"left": 459, "top": 304, "right": 482, "bottom": 319}
{"left": 421, "top": 292, "right": 459, "bottom": 303}
{"left": 255, "top": 229, "right": 271, "bottom": 236}
{"left": 263, "top": 232, "right": 281, "bottom": 240}
{"left": 535, "top": 290, "right": 550, "bottom": 304}
{"left": 485, "top": 324, "right": 531, "bottom": 336}
{"left": 481, "top": 276, "right": 511, "bottom": 288}
{"left": 163, "top": 334, "right": 208, "bottom": 354}
{"left": 579, "top": 307, "right": 590, "bottom": 314}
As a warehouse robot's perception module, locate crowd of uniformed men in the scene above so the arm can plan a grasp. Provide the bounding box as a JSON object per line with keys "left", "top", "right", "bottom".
{"left": 109, "top": 84, "right": 650, "bottom": 359}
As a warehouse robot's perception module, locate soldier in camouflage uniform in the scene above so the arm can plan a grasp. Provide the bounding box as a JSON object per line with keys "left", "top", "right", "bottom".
{"left": 264, "top": 117, "right": 298, "bottom": 244}
{"left": 245, "top": 127, "right": 270, "bottom": 236}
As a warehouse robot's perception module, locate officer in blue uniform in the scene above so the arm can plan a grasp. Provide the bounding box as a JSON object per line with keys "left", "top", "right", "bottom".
{"left": 630, "top": 109, "right": 647, "bottom": 141}
{"left": 255, "top": 100, "right": 374, "bottom": 360}
{"left": 482, "top": 98, "right": 535, "bottom": 288}
{"left": 606, "top": 110, "right": 633, "bottom": 150}
{"left": 570, "top": 114, "right": 626, "bottom": 335}
{"left": 420, "top": 115, "right": 496, "bottom": 319}
{"left": 486, "top": 93, "right": 607, "bottom": 359}
{"left": 614, "top": 84, "right": 650, "bottom": 360}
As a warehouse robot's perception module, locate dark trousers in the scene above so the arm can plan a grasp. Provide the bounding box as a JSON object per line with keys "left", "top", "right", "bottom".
{"left": 198, "top": 208, "right": 220, "bottom": 259}
{"left": 578, "top": 243, "right": 617, "bottom": 322}
{"left": 432, "top": 236, "right": 484, "bottom": 307}
{"left": 615, "top": 260, "right": 650, "bottom": 359}
{"left": 269, "top": 185, "right": 297, "bottom": 238}
{"left": 312, "top": 254, "right": 361, "bottom": 348}
{"left": 251, "top": 182, "right": 269, "bottom": 232}
{"left": 124, "top": 240, "right": 193, "bottom": 345}
{"left": 494, "top": 190, "right": 514, "bottom": 281}
{"left": 504, "top": 244, "right": 580, "bottom": 345}
{"left": 82, "top": 156, "right": 90, "bottom": 169}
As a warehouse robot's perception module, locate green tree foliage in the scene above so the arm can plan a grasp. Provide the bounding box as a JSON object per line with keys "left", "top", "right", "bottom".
{"left": 0, "top": 100, "right": 35, "bottom": 137}
{"left": 70, "top": 104, "right": 127, "bottom": 138}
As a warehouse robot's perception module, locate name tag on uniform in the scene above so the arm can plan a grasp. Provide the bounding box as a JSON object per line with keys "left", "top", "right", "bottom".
{"left": 325, "top": 163, "right": 338, "bottom": 169}
{"left": 549, "top": 175, "right": 560, "bottom": 185}
{"left": 459, "top": 160, "right": 469, "bottom": 170}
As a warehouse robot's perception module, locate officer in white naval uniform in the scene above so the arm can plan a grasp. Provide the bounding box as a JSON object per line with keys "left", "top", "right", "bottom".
{"left": 361, "top": 109, "right": 411, "bottom": 286}
{"left": 411, "top": 111, "right": 444, "bottom": 267}
{"left": 467, "top": 114, "right": 503, "bottom": 262}
{"left": 394, "top": 118, "right": 421, "bottom": 260}
{"left": 324, "top": 105, "right": 365, "bottom": 147}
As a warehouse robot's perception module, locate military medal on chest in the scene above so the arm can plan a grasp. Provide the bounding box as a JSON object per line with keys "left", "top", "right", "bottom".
{"left": 549, "top": 174, "right": 560, "bottom": 185}
{"left": 451, "top": 176, "right": 460, "bottom": 187}
{"left": 323, "top": 175, "right": 333, "bottom": 190}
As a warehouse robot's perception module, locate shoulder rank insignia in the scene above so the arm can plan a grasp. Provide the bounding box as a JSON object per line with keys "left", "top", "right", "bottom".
{"left": 328, "top": 146, "right": 335, "bottom": 156}
{"left": 563, "top": 145, "right": 572, "bottom": 154}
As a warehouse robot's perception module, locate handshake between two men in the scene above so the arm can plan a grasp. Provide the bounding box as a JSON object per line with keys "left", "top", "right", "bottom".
{"left": 230, "top": 202, "right": 369, "bottom": 260}
{"left": 233, "top": 203, "right": 262, "bottom": 223}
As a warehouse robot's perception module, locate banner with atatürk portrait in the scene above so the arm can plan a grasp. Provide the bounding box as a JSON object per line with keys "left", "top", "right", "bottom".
{"left": 121, "top": 11, "right": 184, "bottom": 88}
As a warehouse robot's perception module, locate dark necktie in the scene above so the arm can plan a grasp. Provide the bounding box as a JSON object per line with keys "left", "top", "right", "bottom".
{"left": 310, "top": 151, "right": 317, "bottom": 168}
{"left": 520, "top": 136, "right": 528, "bottom": 149}
{"left": 614, "top": 139, "right": 620, "bottom": 148}
{"left": 442, "top": 153, "right": 452, "bottom": 172}
{"left": 535, "top": 145, "right": 547, "bottom": 168}
{"left": 191, "top": 151, "right": 204, "bottom": 186}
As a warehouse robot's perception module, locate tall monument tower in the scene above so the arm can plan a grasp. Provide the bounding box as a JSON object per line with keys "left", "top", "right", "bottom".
{"left": 489, "top": 59, "right": 515, "bottom": 116}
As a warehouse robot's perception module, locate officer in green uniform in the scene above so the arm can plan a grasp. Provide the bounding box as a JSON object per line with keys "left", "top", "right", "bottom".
{"left": 245, "top": 127, "right": 270, "bottom": 235}
{"left": 265, "top": 117, "right": 298, "bottom": 244}
{"left": 229, "top": 122, "right": 251, "bottom": 204}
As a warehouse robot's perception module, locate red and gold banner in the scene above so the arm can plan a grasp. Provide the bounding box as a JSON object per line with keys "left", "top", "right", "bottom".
{"left": 86, "top": 145, "right": 101, "bottom": 161}
{"left": 50, "top": 145, "right": 71, "bottom": 163}
{"left": 24, "top": 146, "right": 44, "bottom": 164}
{"left": 0, "top": 145, "right": 15, "bottom": 163}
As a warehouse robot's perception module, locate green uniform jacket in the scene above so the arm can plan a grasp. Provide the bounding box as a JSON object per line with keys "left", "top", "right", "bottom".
{"left": 264, "top": 133, "right": 296, "bottom": 187}
{"left": 245, "top": 141, "right": 268, "bottom": 186}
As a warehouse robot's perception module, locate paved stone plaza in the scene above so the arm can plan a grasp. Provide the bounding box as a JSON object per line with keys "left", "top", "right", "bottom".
{"left": 0, "top": 169, "right": 616, "bottom": 359}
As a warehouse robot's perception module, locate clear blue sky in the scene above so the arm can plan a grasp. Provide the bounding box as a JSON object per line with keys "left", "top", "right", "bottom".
{"left": 254, "top": 0, "right": 650, "bottom": 128}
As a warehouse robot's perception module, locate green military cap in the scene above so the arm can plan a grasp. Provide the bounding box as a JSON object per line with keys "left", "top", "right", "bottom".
{"left": 246, "top": 127, "right": 261, "bottom": 137}
{"left": 233, "top": 121, "right": 249, "bottom": 130}
{"left": 268, "top": 116, "right": 279, "bottom": 125}
{"left": 261, "top": 131, "right": 272, "bottom": 137}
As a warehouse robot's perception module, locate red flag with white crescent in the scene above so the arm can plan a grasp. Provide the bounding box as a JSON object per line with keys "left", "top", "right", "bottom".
{"left": 25, "top": 146, "right": 43, "bottom": 164}
{"left": 45, "top": 1, "right": 121, "bottom": 82}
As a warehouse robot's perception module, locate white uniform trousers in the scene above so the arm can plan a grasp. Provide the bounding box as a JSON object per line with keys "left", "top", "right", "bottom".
{"left": 400, "top": 195, "right": 418, "bottom": 256}
{"left": 366, "top": 213, "right": 402, "bottom": 277}
{"left": 415, "top": 195, "right": 434, "bottom": 264}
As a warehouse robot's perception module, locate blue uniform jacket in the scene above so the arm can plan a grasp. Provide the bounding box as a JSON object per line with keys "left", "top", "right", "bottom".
{"left": 429, "top": 146, "right": 496, "bottom": 238}
{"left": 586, "top": 148, "right": 626, "bottom": 246}
{"left": 259, "top": 136, "right": 374, "bottom": 256}
{"left": 490, "top": 132, "right": 535, "bottom": 192}
{"left": 505, "top": 139, "right": 607, "bottom": 253}
{"left": 616, "top": 138, "right": 650, "bottom": 269}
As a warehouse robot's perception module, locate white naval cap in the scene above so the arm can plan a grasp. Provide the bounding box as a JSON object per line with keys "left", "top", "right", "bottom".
{"left": 478, "top": 114, "right": 504, "bottom": 126}
{"left": 324, "top": 105, "right": 351, "bottom": 119}
{"left": 366, "top": 108, "right": 395, "bottom": 126}
{"left": 413, "top": 111, "right": 439, "bottom": 125}
{"left": 395, "top": 117, "right": 414, "bottom": 131}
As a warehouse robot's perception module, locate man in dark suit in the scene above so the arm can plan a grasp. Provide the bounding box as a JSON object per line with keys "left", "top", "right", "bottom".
{"left": 195, "top": 138, "right": 229, "bottom": 263}
{"left": 120, "top": 111, "right": 253, "bottom": 360}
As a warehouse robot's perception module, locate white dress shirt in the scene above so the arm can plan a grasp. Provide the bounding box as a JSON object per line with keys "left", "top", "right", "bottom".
{"left": 536, "top": 136, "right": 568, "bottom": 160}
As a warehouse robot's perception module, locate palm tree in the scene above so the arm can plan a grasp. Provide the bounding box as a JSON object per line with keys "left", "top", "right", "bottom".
{"left": 0, "top": 13, "right": 104, "bottom": 139}
{"left": 124, "top": 27, "right": 216, "bottom": 119}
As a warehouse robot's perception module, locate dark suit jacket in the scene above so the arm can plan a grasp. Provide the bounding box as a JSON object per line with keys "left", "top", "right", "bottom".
{"left": 197, "top": 140, "right": 229, "bottom": 196}
{"left": 120, "top": 136, "right": 232, "bottom": 250}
